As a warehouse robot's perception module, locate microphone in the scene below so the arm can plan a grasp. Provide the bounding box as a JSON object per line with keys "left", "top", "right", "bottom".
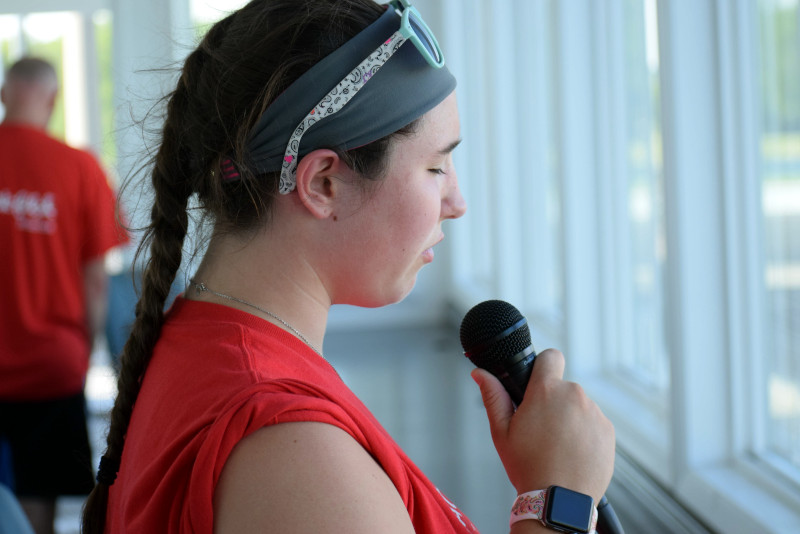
{"left": 459, "top": 299, "right": 536, "bottom": 406}
{"left": 459, "top": 299, "right": 625, "bottom": 534}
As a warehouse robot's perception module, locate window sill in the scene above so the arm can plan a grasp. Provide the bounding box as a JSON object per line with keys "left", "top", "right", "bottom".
{"left": 679, "top": 461, "right": 800, "bottom": 533}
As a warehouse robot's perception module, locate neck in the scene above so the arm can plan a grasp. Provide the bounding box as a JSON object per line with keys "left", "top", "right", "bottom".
{"left": 190, "top": 230, "right": 330, "bottom": 353}
{"left": 189, "top": 279, "right": 325, "bottom": 357}
{"left": 2, "top": 114, "right": 49, "bottom": 130}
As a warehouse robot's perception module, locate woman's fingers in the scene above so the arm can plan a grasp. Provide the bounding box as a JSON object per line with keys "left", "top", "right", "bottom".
{"left": 471, "top": 348, "right": 615, "bottom": 502}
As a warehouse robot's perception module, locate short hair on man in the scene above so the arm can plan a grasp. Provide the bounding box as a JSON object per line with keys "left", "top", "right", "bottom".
{"left": 5, "top": 57, "right": 57, "bottom": 90}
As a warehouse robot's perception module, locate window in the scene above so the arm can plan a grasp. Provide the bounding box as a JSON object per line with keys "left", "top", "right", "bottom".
{"left": 447, "top": 0, "right": 566, "bottom": 340}
{"left": 616, "top": 0, "right": 668, "bottom": 395}
{"left": 1, "top": 12, "right": 73, "bottom": 140}
{"left": 757, "top": 0, "right": 800, "bottom": 486}
{"left": 440, "top": 0, "right": 800, "bottom": 531}
{"left": 0, "top": 8, "right": 115, "bottom": 172}
{"left": 190, "top": 0, "right": 248, "bottom": 34}
{"left": 596, "top": 0, "right": 670, "bottom": 409}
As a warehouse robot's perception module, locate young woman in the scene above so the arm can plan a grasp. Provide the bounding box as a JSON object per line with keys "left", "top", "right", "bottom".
{"left": 81, "top": 1, "right": 616, "bottom": 533}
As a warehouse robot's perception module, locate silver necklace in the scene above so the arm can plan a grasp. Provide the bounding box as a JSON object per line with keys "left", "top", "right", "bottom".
{"left": 190, "top": 279, "right": 324, "bottom": 358}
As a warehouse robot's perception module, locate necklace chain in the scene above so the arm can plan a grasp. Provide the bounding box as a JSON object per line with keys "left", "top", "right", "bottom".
{"left": 189, "top": 279, "right": 324, "bottom": 358}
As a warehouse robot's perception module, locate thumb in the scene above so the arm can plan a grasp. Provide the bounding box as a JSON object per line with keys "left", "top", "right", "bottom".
{"left": 471, "top": 368, "right": 515, "bottom": 438}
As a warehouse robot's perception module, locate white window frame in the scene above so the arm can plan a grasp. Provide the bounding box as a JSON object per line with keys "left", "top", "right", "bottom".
{"left": 435, "top": 0, "right": 800, "bottom": 532}
{"left": 668, "top": 0, "right": 800, "bottom": 530}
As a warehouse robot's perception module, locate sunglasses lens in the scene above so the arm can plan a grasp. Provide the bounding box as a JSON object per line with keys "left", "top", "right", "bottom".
{"left": 408, "top": 12, "right": 441, "bottom": 64}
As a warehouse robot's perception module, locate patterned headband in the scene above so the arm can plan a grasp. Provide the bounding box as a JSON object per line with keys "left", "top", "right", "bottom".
{"left": 222, "top": 7, "right": 456, "bottom": 190}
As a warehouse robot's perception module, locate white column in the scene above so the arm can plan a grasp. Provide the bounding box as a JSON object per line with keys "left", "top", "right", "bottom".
{"left": 61, "top": 11, "right": 89, "bottom": 149}
{"left": 552, "top": 0, "right": 602, "bottom": 373}
{"left": 111, "top": 0, "right": 191, "bottom": 255}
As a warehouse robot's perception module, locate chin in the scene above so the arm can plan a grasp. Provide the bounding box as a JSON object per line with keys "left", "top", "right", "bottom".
{"left": 385, "top": 274, "right": 419, "bottom": 306}
{"left": 343, "top": 277, "right": 418, "bottom": 309}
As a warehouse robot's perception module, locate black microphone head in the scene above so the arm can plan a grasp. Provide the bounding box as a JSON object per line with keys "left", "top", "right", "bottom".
{"left": 459, "top": 300, "right": 532, "bottom": 369}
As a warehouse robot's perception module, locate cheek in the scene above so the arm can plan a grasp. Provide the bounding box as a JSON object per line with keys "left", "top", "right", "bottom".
{"left": 336, "top": 190, "right": 440, "bottom": 306}
{"left": 355, "top": 201, "right": 429, "bottom": 274}
{"left": 391, "top": 194, "right": 438, "bottom": 249}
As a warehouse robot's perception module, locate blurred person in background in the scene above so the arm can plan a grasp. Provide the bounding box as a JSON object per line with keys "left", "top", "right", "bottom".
{"left": 0, "top": 57, "right": 128, "bottom": 534}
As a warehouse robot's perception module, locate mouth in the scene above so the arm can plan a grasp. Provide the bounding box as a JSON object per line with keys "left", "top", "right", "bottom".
{"left": 422, "top": 234, "right": 445, "bottom": 263}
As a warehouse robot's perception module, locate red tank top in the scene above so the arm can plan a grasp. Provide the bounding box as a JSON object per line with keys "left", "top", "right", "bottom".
{"left": 107, "top": 298, "right": 479, "bottom": 533}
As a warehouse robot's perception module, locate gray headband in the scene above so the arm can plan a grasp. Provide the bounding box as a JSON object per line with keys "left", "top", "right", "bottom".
{"left": 242, "top": 7, "right": 456, "bottom": 176}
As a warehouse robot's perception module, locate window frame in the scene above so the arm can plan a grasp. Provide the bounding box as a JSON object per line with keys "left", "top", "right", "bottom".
{"left": 438, "top": 0, "right": 800, "bottom": 531}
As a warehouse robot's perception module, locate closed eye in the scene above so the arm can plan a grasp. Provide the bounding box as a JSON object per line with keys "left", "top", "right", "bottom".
{"left": 429, "top": 168, "right": 446, "bottom": 175}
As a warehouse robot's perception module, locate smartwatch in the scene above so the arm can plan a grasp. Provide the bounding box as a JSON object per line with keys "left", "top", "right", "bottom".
{"left": 510, "top": 485, "right": 597, "bottom": 533}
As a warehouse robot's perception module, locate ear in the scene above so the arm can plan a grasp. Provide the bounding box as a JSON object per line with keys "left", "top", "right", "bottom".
{"left": 294, "top": 148, "right": 352, "bottom": 220}
{"left": 44, "top": 89, "right": 57, "bottom": 115}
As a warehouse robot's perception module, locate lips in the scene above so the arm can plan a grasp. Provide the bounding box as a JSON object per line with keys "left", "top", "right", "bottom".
{"left": 422, "top": 234, "right": 444, "bottom": 263}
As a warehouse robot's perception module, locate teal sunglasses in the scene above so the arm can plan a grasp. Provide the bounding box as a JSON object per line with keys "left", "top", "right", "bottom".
{"left": 391, "top": 0, "right": 445, "bottom": 68}
{"left": 278, "top": 0, "right": 446, "bottom": 194}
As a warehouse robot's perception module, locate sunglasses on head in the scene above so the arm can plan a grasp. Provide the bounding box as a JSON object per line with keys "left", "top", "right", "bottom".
{"left": 277, "top": 0, "right": 445, "bottom": 194}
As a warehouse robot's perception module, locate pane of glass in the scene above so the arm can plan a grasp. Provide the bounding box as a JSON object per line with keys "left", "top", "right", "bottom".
{"left": 523, "top": 0, "right": 563, "bottom": 325}
{"left": 617, "top": 0, "right": 669, "bottom": 392}
{"left": 191, "top": 0, "right": 248, "bottom": 34}
{"left": 2, "top": 10, "right": 115, "bottom": 173}
{"left": 0, "top": 15, "right": 22, "bottom": 72}
{"left": 21, "top": 12, "right": 68, "bottom": 141}
{"left": 757, "top": 0, "right": 800, "bottom": 476}
{"left": 94, "top": 9, "right": 116, "bottom": 171}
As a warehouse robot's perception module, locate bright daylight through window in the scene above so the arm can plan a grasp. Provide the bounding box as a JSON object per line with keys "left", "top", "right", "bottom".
{"left": 758, "top": 0, "right": 800, "bottom": 484}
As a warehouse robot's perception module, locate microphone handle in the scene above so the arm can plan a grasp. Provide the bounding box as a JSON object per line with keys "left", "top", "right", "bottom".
{"left": 597, "top": 495, "right": 625, "bottom": 534}
{"left": 482, "top": 347, "right": 536, "bottom": 406}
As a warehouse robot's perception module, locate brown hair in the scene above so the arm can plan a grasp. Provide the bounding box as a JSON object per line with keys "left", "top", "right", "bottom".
{"left": 5, "top": 57, "right": 57, "bottom": 86}
{"left": 81, "top": 1, "right": 416, "bottom": 531}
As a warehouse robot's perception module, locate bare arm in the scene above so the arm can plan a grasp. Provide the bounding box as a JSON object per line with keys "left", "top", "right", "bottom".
{"left": 83, "top": 256, "right": 108, "bottom": 347}
{"left": 214, "top": 350, "right": 614, "bottom": 534}
{"left": 213, "top": 422, "right": 416, "bottom": 534}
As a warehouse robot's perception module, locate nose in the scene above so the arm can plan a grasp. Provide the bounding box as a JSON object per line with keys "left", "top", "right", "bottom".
{"left": 442, "top": 169, "right": 467, "bottom": 220}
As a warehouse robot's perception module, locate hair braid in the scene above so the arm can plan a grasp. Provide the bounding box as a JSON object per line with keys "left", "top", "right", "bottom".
{"left": 81, "top": 51, "right": 199, "bottom": 534}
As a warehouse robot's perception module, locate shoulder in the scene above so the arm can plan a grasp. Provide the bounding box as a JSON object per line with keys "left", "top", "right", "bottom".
{"left": 31, "top": 133, "right": 109, "bottom": 182}
{"left": 0, "top": 124, "right": 66, "bottom": 156}
{"left": 67, "top": 145, "right": 107, "bottom": 180}
{"left": 213, "top": 422, "right": 415, "bottom": 534}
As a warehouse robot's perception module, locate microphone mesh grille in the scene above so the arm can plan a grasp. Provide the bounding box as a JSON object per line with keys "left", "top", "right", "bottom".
{"left": 459, "top": 300, "right": 532, "bottom": 367}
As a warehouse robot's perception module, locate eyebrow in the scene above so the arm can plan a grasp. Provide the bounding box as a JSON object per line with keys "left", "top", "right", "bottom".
{"left": 438, "top": 138, "right": 463, "bottom": 156}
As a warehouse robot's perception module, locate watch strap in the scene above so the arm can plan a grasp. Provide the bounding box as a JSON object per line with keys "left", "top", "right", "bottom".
{"left": 509, "top": 488, "right": 598, "bottom": 533}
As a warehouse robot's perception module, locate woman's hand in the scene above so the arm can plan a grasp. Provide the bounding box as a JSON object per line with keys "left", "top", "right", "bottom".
{"left": 471, "top": 349, "right": 615, "bottom": 503}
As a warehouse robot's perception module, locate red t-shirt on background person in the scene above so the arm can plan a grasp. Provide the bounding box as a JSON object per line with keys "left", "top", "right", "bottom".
{"left": 0, "top": 123, "right": 128, "bottom": 401}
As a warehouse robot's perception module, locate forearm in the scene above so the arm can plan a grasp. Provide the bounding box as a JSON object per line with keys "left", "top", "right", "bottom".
{"left": 510, "top": 521, "right": 551, "bottom": 534}
{"left": 83, "top": 256, "right": 109, "bottom": 345}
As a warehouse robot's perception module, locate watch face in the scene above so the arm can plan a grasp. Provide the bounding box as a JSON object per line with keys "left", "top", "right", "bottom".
{"left": 545, "top": 486, "right": 594, "bottom": 533}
